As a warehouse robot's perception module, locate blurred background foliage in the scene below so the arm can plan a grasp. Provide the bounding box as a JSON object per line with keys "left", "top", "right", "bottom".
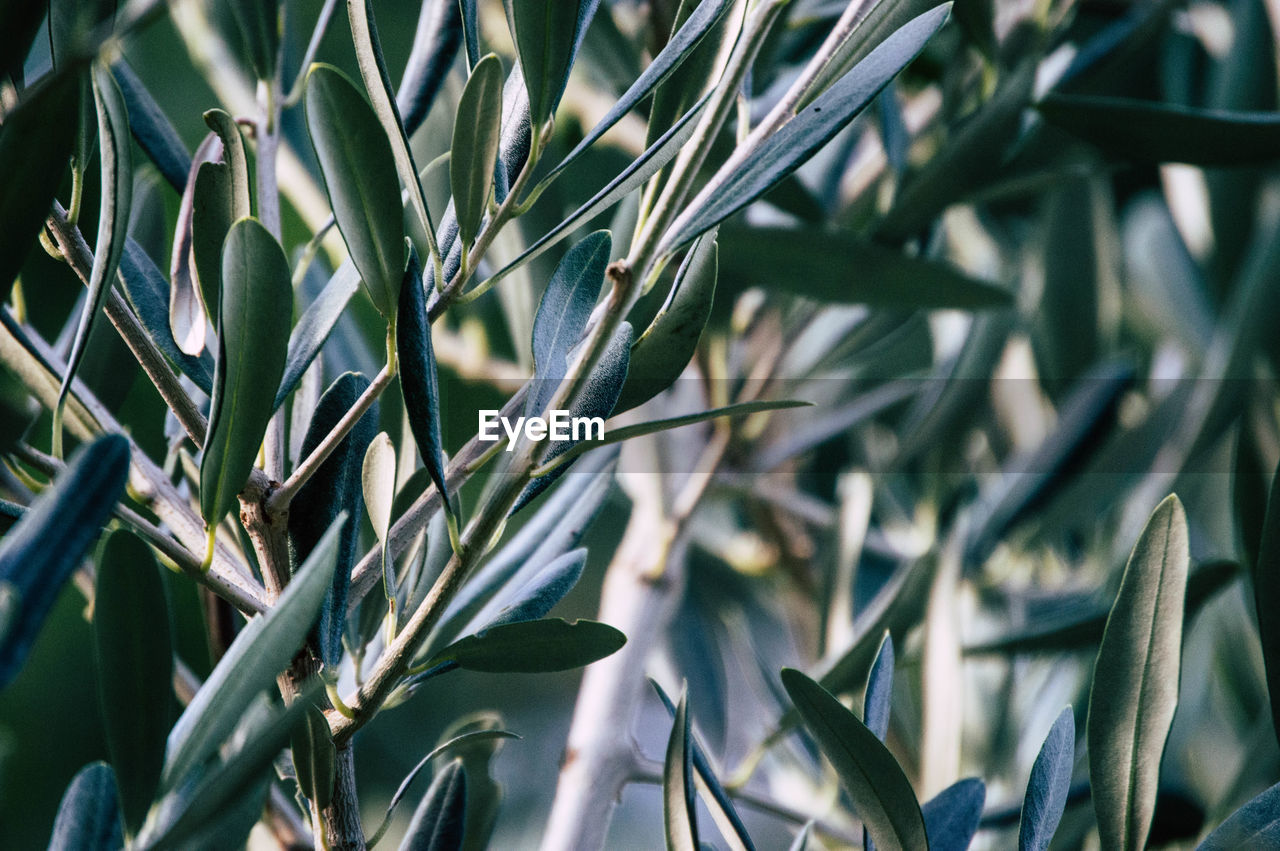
{"left": 4, "top": 0, "right": 1280, "bottom": 847}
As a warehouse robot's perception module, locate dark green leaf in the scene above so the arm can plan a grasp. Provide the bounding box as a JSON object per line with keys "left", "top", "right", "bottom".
{"left": 48, "top": 763, "right": 123, "bottom": 851}
{"left": 616, "top": 235, "right": 717, "bottom": 414}
{"left": 290, "top": 703, "right": 336, "bottom": 809}
{"left": 94, "top": 530, "right": 172, "bottom": 834}
{"left": 275, "top": 262, "right": 361, "bottom": 410}
{"left": 0, "top": 434, "right": 129, "bottom": 688}
{"left": 202, "top": 109, "right": 251, "bottom": 221}
{"left": 305, "top": 63, "right": 406, "bottom": 316}
{"left": 452, "top": 54, "right": 505, "bottom": 251}
{"left": 1038, "top": 94, "right": 1280, "bottom": 165}
{"left": 199, "top": 217, "right": 292, "bottom": 531}
{"left": 1019, "top": 707, "right": 1075, "bottom": 851}
{"left": 169, "top": 135, "right": 220, "bottom": 356}
{"left": 426, "top": 618, "right": 626, "bottom": 674}
{"left": 864, "top": 633, "right": 894, "bottom": 742}
{"left": 291, "top": 373, "right": 379, "bottom": 665}
{"left": 663, "top": 688, "right": 699, "bottom": 851}
{"left": 112, "top": 59, "right": 191, "bottom": 191}
{"left": 0, "top": 73, "right": 78, "bottom": 303}
{"left": 162, "top": 514, "right": 343, "bottom": 789}
{"left": 1198, "top": 782, "right": 1280, "bottom": 850}
{"left": 508, "top": 0, "right": 599, "bottom": 126}
{"left": 526, "top": 231, "right": 610, "bottom": 419}
{"left": 714, "top": 225, "right": 1010, "bottom": 309}
{"left": 398, "top": 246, "right": 454, "bottom": 518}
{"left": 190, "top": 161, "right": 234, "bottom": 327}
{"left": 659, "top": 5, "right": 951, "bottom": 252}
{"left": 781, "top": 668, "right": 928, "bottom": 851}
{"left": 459, "top": 0, "right": 480, "bottom": 68}
{"left": 118, "top": 239, "right": 215, "bottom": 394}
{"left": 227, "top": 0, "right": 279, "bottom": 80}
{"left": 400, "top": 760, "right": 467, "bottom": 851}
{"left": 398, "top": 0, "right": 464, "bottom": 134}
{"left": 1087, "top": 495, "right": 1189, "bottom": 851}
{"left": 922, "top": 778, "right": 985, "bottom": 851}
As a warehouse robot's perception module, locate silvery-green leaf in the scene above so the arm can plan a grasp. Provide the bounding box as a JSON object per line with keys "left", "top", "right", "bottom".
{"left": 452, "top": 54, "right": 505, "bottom": 251}
{"left": 864, "top": 633, "right": 894, "bottom": 743}
{"left": 0, "top": 434, "right": 129, "bottom": 688}
{"left": 1019, "top": 708, "right": 1075, "bottom": 851}
{"left": 289, "top": 703, "right": 336, "bottom": 809}
{"left": 118, "top": 239, "right": 215, "bottom": 394}
{"left": 399, "top": 760, "right": 467, "bottom": 851}
{"left": 663, "top": 688, "right": 699, "bottom": 851}
{"left": 305, "top": 63, "right": 406, "bottom": 316}
{"left": 1198, "top": 782, "right": 1280, "bottom": 849}
{"left": 922, "top": 778, "right": 985, "bottom": 851}
{"left": 199, "top": 218, "right": 292, "bottom": 532}
{"left": 508, "top": 0, "right": 600, "bottom": 126}
{"left": 1088, "top": 495, "right": 1189, "bottom": 851}
{"left": 290, "top": 373, "right": 378, "bottom": 665}
{"left": 781, "top": 668, "right": 927, "bottom": 851}
{"left": 94, "top": 530, "right": 172, "bottom": 834}
{"left": 421, "top": 618, "right": 625, "bottom": 675}
{"left": 274, "top": 261, "right": 361, "bottom": 411}
{"left": 169, "top": 134, "right": 221, "bottom": 355}
{"left": 526, "top": 231, "right": 611, "bottom": 419}
{"left": 162, "top": 513, "right": 343, "bottom": 790}
{"left": 55, "top": 63, "right": 132, "bottom": 439}
{"left": 111, "top": 59, "right": 191, "bottom": 191}
{"left": 475, "top": 549, "right": 587, "bottom": 631}
{"left": 398, "top": 0, "right": 463, "bottom": 134}
{"left": 48, "top": 763, "right": 123, "bottom": 851}
{"left": 659, "top": 5, "right": 951, "bottom": 252}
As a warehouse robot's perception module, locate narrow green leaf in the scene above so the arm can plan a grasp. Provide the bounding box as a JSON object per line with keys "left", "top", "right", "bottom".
{"left": 1087, "top": 494, "right": 1189, "bottom": 851}
{"left": 275, "top": 262, "right": 361, "bottom": 411}
{"left": 48, "top": 763, "right": 123, "bottom": 851}
{"left": 476, "top": 549, "right": 587, "bottom": 631}
{"left": 536, "top": 400, "right": 811, "bottom": 475}
{"left": 348, "top": 0, "right": 438, "bottom": 266}
{"left": 363, "top": 432, "right": 397, "bottom": 545}
{"left": 715, "top": 225, "right": 1011, "bottom": 309}
{"left": 922, "top": 779, "right": 985, "bottom": 851}
{"left": 1038, "top": 94, "right": 1280, "bottom": 165}
{"left": 526, "top": 231, "right": 611, "bottom": 419}
{"left": 190, "top": 160, "right": 235, "bottom": 325}
{"left": 663, "top": 688, "right": 699, "bottom": 851}
{"left": 659, "top": 5, "right": 951, "bottom": 252}
{"left": 305, "top": 63, "right": 406, "bottom": 316}
{"left": 426, "top": 618, "right": 626, "bottom": 674}
{"left": 400, "top": 760, "right": 467, "bottom": 851}
{"left": 508, "top": 0, "right": 598, "bottom": 126}
{"left": 162, "top": 513, "right": 344, "bottom": 789}
{"left": 112, "top": 58, "right": 191, "bottom": 192}
{"left": 864, "top": 633, "right": 894, "bottom": 746}
{"left": 615, "top": 235, "right": 717, "bottom": 414}
{"left": 199, "top": 217, "right": 292, "bottom": 531}
{"left": 290, "top": 703, "right": 336, "bottom": 809}
{"left": 290, "top": 373, "right": 378, "bottom": 665}
{"left": 546, "top": 0, "right": 733, "bottom": 182}
{"left": 452, "top": 54, "right": 505, "bottom": 251}
{"left": 118, "top": 239, "right": 215, "bottom": 394}
{"left": 0, "top": 74, "right": 77, "bottom": 303}
{"left": 398, "top": 245, "right": 454, "bottom": 517}
{"left": 56, "top": 65, "right": 132, "bottom": 437}
{"left": 459, "top": 0, "right": 480, "bottom": 68}
{"left": 94, "top": 530, "right": 172, "bottom": 835}
{"left": 1019, "top": 708, "right": 1075, "bottom": 851}
{"left": 1198, "top": 782, "right": 1280, "bottom": 850}
{"left": 168, "top": 135, "right": 220, "bottom": 356}
{"left": 1253, "top": 458, "right": 1280, "bottom": 749}
{"left": 398, "top": 0, "right": 464, "bottom": 134}
{"left": 781, "top": 668, "right": 928, "bottom": 851}
{"left": 0, "top": 434, "right": 129, "bottom": 688}
{"left": 227, "top": 0, "right": 279, "bottom": 80}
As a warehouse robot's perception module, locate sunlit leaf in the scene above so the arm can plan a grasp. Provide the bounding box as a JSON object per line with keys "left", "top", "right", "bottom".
{"left": 1088, "top": 495, "right": 1189, "bottom": 851}
{"left": 663, "top": 688, "right": 699, "bottom": 851}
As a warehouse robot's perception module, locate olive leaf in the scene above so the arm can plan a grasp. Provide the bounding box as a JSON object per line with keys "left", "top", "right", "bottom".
{"left": 55, "top": 62, "right": 133, "bottom": 452}
{"left": 290, "top": 703, "right": 336, "bottom": 809}
{"left": 48, "top": 763, "right": 123, "bottom": 851}
{"left": 93, "top": 530, "right": 172, "bottom": 834}
{"left": 663, "top": 687, "right": 699, "bottom": 851}
{"left": 419, "top": 618, "right": 626, "bottom": 675}
{"left": 507, "top": 0, "right": 600, "bottom": 127}
{"left": 1087, "top": 495, "right": 1189, "bottom": 851}
{"left": 400, "top": 760, "right": 468, "bottom": 851}
{"left": 1019, "top": 708, "right": 1075, "bottom": 851}
{"left": 451, "top": 54, "right": 505, "bottom": 253}
{"left": 0, "top": 434, "right": 129, "bottom": 689}
{"left": 305, "top": 63, "right": 406, "bottom": 317}
{"left": 199, "top": 217, "right": 292, "bottom": 535}
{"left": 781, "top": 668, "right": 928, "bottom": 851}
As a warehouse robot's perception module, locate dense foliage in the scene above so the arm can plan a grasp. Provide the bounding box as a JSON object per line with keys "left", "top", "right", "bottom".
{"left": 2, "top": 0, "right": 1280, "bottom": 848}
